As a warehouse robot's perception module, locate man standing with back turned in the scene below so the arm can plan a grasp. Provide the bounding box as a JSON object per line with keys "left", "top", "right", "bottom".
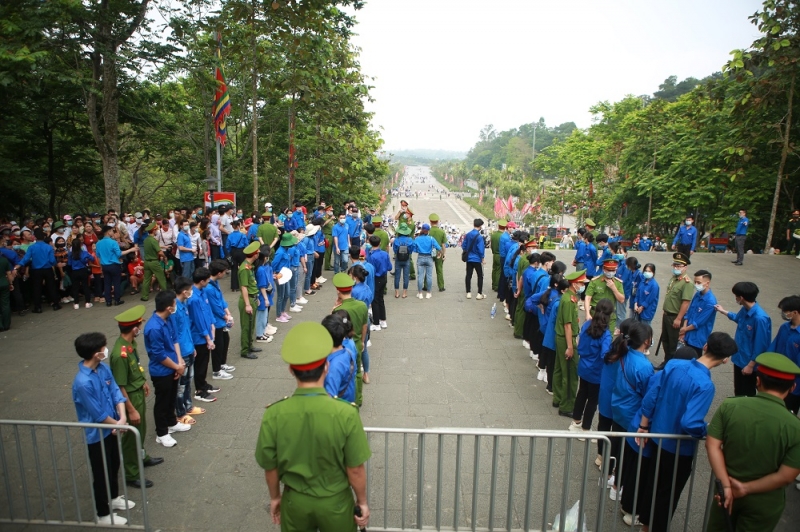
{"left": 255, "top": 321, "right": 371, "bottom": 532}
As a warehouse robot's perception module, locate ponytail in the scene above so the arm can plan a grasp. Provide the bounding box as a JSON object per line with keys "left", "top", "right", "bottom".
{"left": 605, "top": 320, "right": 652, "bottom": 363}
{"left": 588, "top": 298, "right": 613, "bottom": 338}
{"left": 540, "top": 274, "right": 568, "bottom": 307}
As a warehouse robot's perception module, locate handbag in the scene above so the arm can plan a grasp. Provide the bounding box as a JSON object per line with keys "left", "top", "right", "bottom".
{"left": 461, "top": 233, "right": 476, "bottom": 262}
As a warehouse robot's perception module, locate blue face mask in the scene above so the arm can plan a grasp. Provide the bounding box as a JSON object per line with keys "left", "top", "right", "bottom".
{"left": 642, "top": 271, "right": 654, "bottom": 280}
{"left": 66, "top": 221, "right": 73, "bottom": 227}
{"left": 672, "top": 268, "right": 682, "bottom": 276}
{"left": 613, "top": 254, "right": 624, "bottom": 261}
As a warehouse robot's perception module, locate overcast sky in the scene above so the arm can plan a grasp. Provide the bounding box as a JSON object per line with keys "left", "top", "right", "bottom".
{"left": 348, "top": 0, "right": 764, "bottom": 153}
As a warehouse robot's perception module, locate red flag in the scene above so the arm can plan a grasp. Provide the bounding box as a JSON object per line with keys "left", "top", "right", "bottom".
{"left": 213, "top": 33, "right": 231, "bottom": 147}
{"left": 507, "top": 195, "right": 514, "bottom": 212}
{"left": 494, "top": 198, "right": 508, "bottom": 219}
{"left": 479, "top": 190, "right": 484, "bottom": 204}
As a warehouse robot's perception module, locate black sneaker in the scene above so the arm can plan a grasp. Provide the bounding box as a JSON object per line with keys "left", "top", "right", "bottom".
{"left": 194, "top": 391, "right": 217, "bottom": 402}
{"left": 205, "top": 384, "right": 221, "bottom": 393}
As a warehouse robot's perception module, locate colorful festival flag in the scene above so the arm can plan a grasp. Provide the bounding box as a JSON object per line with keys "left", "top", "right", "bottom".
{"left": 213, "top": 33, "right": 231, "bottom": 147}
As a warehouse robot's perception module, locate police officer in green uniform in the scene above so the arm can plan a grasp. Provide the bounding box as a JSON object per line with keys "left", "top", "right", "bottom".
{"left": 426, "top": 214, "right": 447, "bottom": 292}
{"left": 109, "top": 305, "right": 163, "bottom": 488}
{"left": 238, "top": 242, "right": 261, "bottom": 359}
{"left": 490, "top": 219, "right": 507, "bottom": 291}
{"left": 333, "top": 273, "right": 369, "bottom": 407}
{"left": 140, "top": 222, "right": 167, "bottom": 301}
{"left": 786, "top": 209, "right": 800, "bottom": 255}
{"left": 322, "top": 207, "right": 335, "bottom": 271}
{"left": 584, "top": 257, "right": 625, "bottom": 332}
{"left": 257, "top": 214, "right": 280, "bottom": 249}
{"left": 372, "top": 216, "right": 390, "bottom": 251}
{"left": 553, "top": 270, "right": 588, "bottom": 418}
{"left": 706, "top": 352, "right": 800, "bottom": 531}
{"left": 660, "top": 252, "right": 695, "bottom": 360}
{"left": 255, "top": 321, "right": 371, "bottom": 532}
{"left": 584, "top": 218, "right": 598, "bottom": 240}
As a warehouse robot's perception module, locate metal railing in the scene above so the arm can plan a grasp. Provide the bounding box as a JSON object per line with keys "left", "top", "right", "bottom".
{"left": 0, "top": 419, "right": 150, "bottom": 530}
{"left": 363, "top": 427, "right": 715, "bottom": 532}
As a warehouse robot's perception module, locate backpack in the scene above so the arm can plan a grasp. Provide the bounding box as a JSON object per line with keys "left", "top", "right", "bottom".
{"left": 397, "top": 244, "right": 409, "bottom": 262}
{"left": 461, "top": 233, "right": 475, "bottom": 262}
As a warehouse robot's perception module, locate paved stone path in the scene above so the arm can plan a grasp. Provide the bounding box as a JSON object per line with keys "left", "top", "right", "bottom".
{"left": 1, "top": 169, "right": 799, "bottom": 530}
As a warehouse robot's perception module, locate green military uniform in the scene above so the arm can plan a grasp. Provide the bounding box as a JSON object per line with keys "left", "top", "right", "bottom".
{"left": 426, "top": 214, "right": 447, "bottom": 291}
{"left": 140, "top": 222, "right": 167, "bottom": 301}
{"left": 255, "top": 322, "right": 372, "bottom": 532}
{"left": 661, "top": 253, "right": 694, "bottom": 360}
{"left": 585, "top": 219, "right": 598, "bottom": 240}
{"left": 490, "top": 226, "right": 505, "bottom": 291}
{"left": 108, "top": 306, "right": 152, "bottom": 482}
{"left": 322, "top": 215, "right": 335, "bottom": 270}
{"left": 333, "top": 273, "right": 369, "bottom": 408}
{"left": 786, "top": 212, "right": 800, "bottom": 255}
{"left": 553, "top": 271, "right": 585, "bottom": 416}
{"left": 372, "top": 216, "right": 390, "bottom": 252}
{"left": 584, "top": 260, "right": 624, "bottom": 331}
{"left": 238, "top": 242, "right": 260, "bottom": 357}
{"left": 397, "top": 207, "right": 415, "bottom": 279}
{"left": 257, "top": 219, "right": 279, "bottom": 249}
{"left": 706, "top": 353, "right": 800, "bottom": 531}
{"left": 513, "top": 253, "right": 530, "bottom": 338}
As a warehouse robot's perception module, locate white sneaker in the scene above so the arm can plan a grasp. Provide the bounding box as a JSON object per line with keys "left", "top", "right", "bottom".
{"left": 156, "top": 434, "right": 177, "bottom": 448}
{"left": 213, "top": 370, "right": 233, "bottom": 380}
{"left": 476, "top": 293, "right": 485, "bottom": 300}
{"left": 367, "top": 339, "right": 372, "bottom": 347}
{"left": 168, "top": 422, "right": 191, "bottom": 433}
{"left": 73, "top": 303, "right": 79, "bottom": 310}
{"left": 622, "top": 511, "right": 641, "bottom": 526}
{"left": 265, "top": 325, "right": 278, "bottom": 335}
{"left": 85, "top": 302, "right": 93, "bottom": 309}
{"left": 111, "top": 495, "right": 136, "bottom": 510}
{"left": 522, "top": 340, "right": 530, "bottom": 349}
{"left": 466, "top": 292, "right": 472, "bottom": 299}
{"left": 317, "top": 276, "right": 327, "bottom": 283}
{"left": 417, "top": 293, "right": 423, "bottom": 299}
{"left": 536, "top": 368, "right": 546, "bottom": 381}
{"left": 609, "top": 486, "right": 622, "bottom": 501}
{"left": 530, "top": 351, "right": 539, "bottom": 361}
{"left": 543, "top": 373, "right": 548, "bottom": 384}
{"left": 297, "top": 297, "right": 309, "bottom": 304}
{"left": 504, "top": 313, "right": 511, "bottom": 321}
{"left": 595, "top": 455, "right": 603, "bottom": 469}
{"left": 425, "top": 293, "right": 431, "bottom": 299}
{"left": 370, "top": 324, "right": 381, "bottom": 331}
{"left": 221, "top": 364, "right": 236, "bottom": 372}
{"left": 380, "top": 320, "right": 387, "bottom": 329}
{"left": 97, "top": 513, "right": 127, "bottom": 525}
{"left": 568, "top": 421, "right": 582, "bottom": 433}
{"left": 289, "top": 305, "right": 303, "bottom": 312}
{"left": 607, "top": 475, "right": 616, "bottom": 488}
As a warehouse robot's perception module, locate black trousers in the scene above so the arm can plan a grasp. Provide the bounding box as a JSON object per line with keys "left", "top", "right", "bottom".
{"left": 538, "top": 346, "right": 556, "bottom": 388}
{"left": 194, "top": 344, "right": 211, "bottom": 392}
{"left": 230, "top": 248, "right": 246, "bottom": 290}
{"left": 312, "top": 252, "right": 324, "bottom": 284}
{"left": 675, "top": 244, "right": 692, "bottom": 257}
{"left": 151, "top": 374, "right": 178, "bottom": 437}
{"left": 637, "top": 448, "right": 694, "bottom": 531}
{"left": 597, "top": 414, "right": 618, "bottom": 462}
{"left": 31, "top": 267, "right": 58, "bottom": 308}
{"left": 210, "top": 244, "right": 221, "bottom": 261}
{"left": 70, "top": 268, "right": 92, "bottom": 305}
{"left": 465, "top": 262, "right": 483, "bottom": 294}
{"left": 522, "top": 310, "right": 539, "bottom": 345}
{"left": 87, "top": 434, "right": 120, "bottom": 517}
{"left": 572, "top": 378, "right": 600, "bottom": 430}
{"left": 101, "top": 264, "right": 122, "bottom": 304}
{"left": 497, "top": 270, "right": 508, "bottom": 301}
{"left": 733, "top": 364, "right": 757, "bottom": 397}
{"left": 785, "top": 393, "right": 800, "bottom": 414}
{"left": 618, "top": 436, "right": 651, "bottom": 516}
{"left": 372, "top": 275, "right": 387, "bottom": 323}
{"left": 9, "top": 276, "right": 24, "bottom": 311}
{"left": 211, "top": 330, "right": 229, "bottom": 372}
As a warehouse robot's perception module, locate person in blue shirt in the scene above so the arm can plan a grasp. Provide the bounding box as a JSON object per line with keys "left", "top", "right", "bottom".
{"left": 462, "top": 218, "right": 486, "bottom": 299}
{"left": 72, "top": 331, "right": 133, "bottom": 524}
{"left": 350, "top": 246, "right": 375, "bottom": 298}
{"left": 679, "top": 269, "right": 717, "bottom": 357}
{"left": 225, "top": 220, "right": 248, "bottom": 291}
{"left": 292, "top": 202, "right": 306, "bottom": 231}
{"left": 520, "top": 251, "right": 551, "bottom": 355}
{"left": 367, "top": 235, "right": 391, "bottom": 329}
{"left": 332, "top": 212, "right": 350, "bottom": 274}
{"left": 638, "top": 234, "right": 653, "bottom": 252}
{"left": 497, "top": 222, "right": 513, "bottom": 305}
{"left": 414, "top": 223, "right": 442, "bottom": 300}
{"left": 247, "top": 215, "right": 261, "bottom": 243}
{"left": 322, "top": 311, "right": 356, "bottom": 402}
{"left": 715, "top": 281, "right": 772, "bottom": 397}
{"left": 176, "top": 220, "right": 195, "bottom": 281}
{"left": 16, "top": 228, "right": 60, "bottom": 311}
{"left": 186, "top": 268, "right": 219, "bottom": 402}
{"left": 531, "top": 275, "right": 569, "bottom": 389}
{"left": 93, "top": 225, "right": 137, "bottom": 307}
{"left": 68, "top": 239, "right": 94, "bottom": 309}
{"left": 635, "top": 332, "right": 737, "bottom": 531}
{"left": 207, "top": 260, "right": 237, "bottom": 378}
{"left": 392, "top": 223, "right": 415, "bottom": 298}
{"left": 733, "top": 208, "right": 749, "bottom": 265}
{"left": 608, "top": 320, "right": 655, "bottom": 520}
{"left": 254, "top": 249, "right": 276, "bottom": 343}
{"left": 309, "top": 220, "right": 327, "bottom": 288}
{"left": 345, "top": 207, "right": 363, "bottom": 248}
{"left": 570, "top": 299, "right": 613, "bottom": 435}
{"left": 271, "top": 234, "right": 294, "bottom": 322}
{"left": 582, "top": 233, "right": 598, "bottom": 279}
{"left": 633, "top": 263, "right": 660, "bottom": 326}
{"left": 770, "top": 295, "right": 800, "bottom": 413}
{"left": 671, "top": 215, "right": 698, "bottom": 257}
{"left": 286, "top": 232, "right": 302, "bottom": 311}
{"left": 302, "top": 226, "right": 317, "bottom": 295}
{"left": 595, "top": 233, "right": 612, "bottom": 269}
{"left": 170, "top": 277, "right": 204, "bottom": 419}
{"left": 143, "top": 291, "right": 190, "bottom": 449}
{"left": 349, "top": 265, "right": 374, "bottom": 384}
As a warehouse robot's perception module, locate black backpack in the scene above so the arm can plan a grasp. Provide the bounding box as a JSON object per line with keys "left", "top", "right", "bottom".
{"left": 397, "top": 244, "right": 409, "bottom": 262}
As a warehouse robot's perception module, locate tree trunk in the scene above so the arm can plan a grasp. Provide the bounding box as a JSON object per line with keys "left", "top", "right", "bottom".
{"left": 766, "top": 71, "right": 795, "bottom": 251}
{"left": 46, "top": 124, "right": 56, "bottom": 217}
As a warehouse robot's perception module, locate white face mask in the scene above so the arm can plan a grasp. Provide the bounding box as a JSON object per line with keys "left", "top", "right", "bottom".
{"left": 98, "top": 347, "right": 109, "bottom": 361}
{"left": 169, "top": 305, "right": 177, "bottom": 314}
{"left": 694, "top": 283, "right": 705, "bottom": 292}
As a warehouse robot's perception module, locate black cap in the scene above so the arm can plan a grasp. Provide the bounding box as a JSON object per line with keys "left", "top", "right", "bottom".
{"left": 672, "top": 252, "right": 691, "bottom": 266}
{"left": 474, "top": 218, "right": 484, "bottom": 227}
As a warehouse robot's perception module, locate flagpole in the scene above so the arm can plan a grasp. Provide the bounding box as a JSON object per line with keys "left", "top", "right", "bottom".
{"left": 216, "top": 138, "right": 222, "bottom": 193}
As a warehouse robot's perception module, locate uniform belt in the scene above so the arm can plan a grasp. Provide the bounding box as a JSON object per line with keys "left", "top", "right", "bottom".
{"left": 418, "top": 253, "right": 431, "bottom": 256}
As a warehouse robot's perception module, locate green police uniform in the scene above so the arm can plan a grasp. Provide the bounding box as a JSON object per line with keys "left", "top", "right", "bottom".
{"left": 661, "top": 253, "right": 694, "bottom": 360}
{"left": 108, "top": 305, "right": 152, "bottom": 482}
{"left": 584, "top": 219, "right": 598, "bottom": 240}
{"left": 238, "top": 242, "right": 260, "bottom": 357}
{"left": 140, "top": 222, "right": 167, "bottom": 301}
{"left": 553, "top": 272, "right": 585, "bottom": 415}
{"left": 257, "top": 220, "right": 279, "bottom": 249}
{"left": 372, "top": 216, "right": 390, "bottom": 252}
{"left": 322, "top": 216, "right": 335, "bottom": 270}
{"left": 333, "top": 274, "right": 369, "bottom": 407}
{"left": 706, "top": 353, "right": 800, "bottom": 531}
{"left": 398, "top": 208, "right": 416, "bottom": 279}
{"left": 490, "top": 228, "right": 504, "bottom": 291}
{"left": 427, "top": 215, "right": 447, "bottom": 291}
{"left": 584, "top": 273, "right": 623, "bottom": 331}
{"left": 255, "top": 322, "right": 372, "bottom": 532}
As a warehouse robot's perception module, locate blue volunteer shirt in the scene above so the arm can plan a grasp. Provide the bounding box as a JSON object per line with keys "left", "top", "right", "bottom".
{"left": 633, "top": 278, "right": 660, "bottom": 322}
{"left": 462, "top": 229, "right": 485, "bottom": 262}
{"left": 0, "top": 247, "right": 19, "bottom": 266}
{"left": 582, "top": 243, "right": 598, "bottom": 277}
{"left": 640, "top": 359, "right": 715, "bottom": 455}
{"left": 354, "top": 260, "right": 375, "bottom": 295}
{"left": 294, "top": 209, "right": 306, "bottom": 230}
{"left": 332, "top": 223, "right": 350, "bottom": 251}
{"left": 187, "top": 287, "right": 215, "bottom": 346}
{"left": 598, "top": 360, "right": 620, "bottom": 419}
{"left": 256, "top": 264, "right": 275, "bottom": 310}
{"left": 225, "top": 231, "right": 248, "bottom": 253}
{"left": 684, "top": 289, "right": 718, "bottom": 349}
{"left": 573, "top": 239, "right": 586, "bottom": 264}
{"left": 271, "top": 246, "right": 292, "bottom": 273}
{"left": 18, "top": 240, "right": 57, "bottom": 269}
{"left": 727, "top": 303, "right": 772, "bottom": 368}
{"left": 735, "top": 216, "right": 749, "bottom": 236}
{"left": 577, "top": 321, "right": 612, "bottom": 385}
{"left": 414, "top": 234, "right": 441, "bottom": 255}
{"left": 768, "top": 321, "right": 800, "bottom": 396}
{"left": 169, "top": 299, "right": 195, "bottom": 359}
{"left": 367, "top": 248, "right": 392, "bottom": 277}
{"left": 72, "top": 361, "right": 126, "bottom": 444}
{"left": 611, "top": 347, "right": 654, "bottom": 430}
{"left": 144, "top": 312, "right": 179, "bottom": 377}
{"left": 498, "top": 232, "right": 512, "bottom": 260}
{"left": 638, "top": 238, "right": 653, "bottom": 252}
{"left": 313, "top": 231, "right": 326, "bottom": 253}
{"left": 205, "top": 279, "right": 230, "bottom": 329}
{"left": 177, "top": 231, "right": 193, "bottom": 262}
{"left": 325, "top": 347, "right": 356, "bottom": 402}
{"left": 67, "top": 250, "right": 93, "bottom": 271}
{"left": 346, "top": 215, "right": 362, "bottom": 239}
{"left": 352, "top": 282, "right": 373, "bottom": 308}
{"left": 672, "top": 225, "right": 698, "bottom": 251}
{"left": 522, "top": 267, "right": 546, "bottom": 300}
{"left": 393, "top": 235, "right": 415, "bottom": 259}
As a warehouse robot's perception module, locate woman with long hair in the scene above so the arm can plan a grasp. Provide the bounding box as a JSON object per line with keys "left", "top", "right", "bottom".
{"left": 68, "top": 239, "right": 93, "bottom": 309}
{"left": 570, "top": 298, "right": 613, "bottom": 435}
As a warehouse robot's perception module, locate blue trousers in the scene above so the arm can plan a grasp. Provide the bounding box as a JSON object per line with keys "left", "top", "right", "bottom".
{"left": 417, "top": 255, "right": 434, "bottom": 292}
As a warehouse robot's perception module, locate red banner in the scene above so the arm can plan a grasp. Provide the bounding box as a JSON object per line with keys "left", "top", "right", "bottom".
{"left": 204, "top": 191, "right": 236, "bottom": 210}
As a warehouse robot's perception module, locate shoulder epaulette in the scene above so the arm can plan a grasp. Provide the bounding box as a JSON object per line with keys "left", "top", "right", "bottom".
{"left": 265, "top": 396, "right": 289, "bottom": 409}
{"left": 334, "top": 396, "right": 359, "bottom": 408}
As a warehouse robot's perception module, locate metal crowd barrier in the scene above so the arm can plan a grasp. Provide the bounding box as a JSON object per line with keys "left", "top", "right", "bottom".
{"left": 363, "top": 427, "right": 715, "bottom": 532}
{"left": 0, "top": 419, "right": 150, "bottom": 530}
